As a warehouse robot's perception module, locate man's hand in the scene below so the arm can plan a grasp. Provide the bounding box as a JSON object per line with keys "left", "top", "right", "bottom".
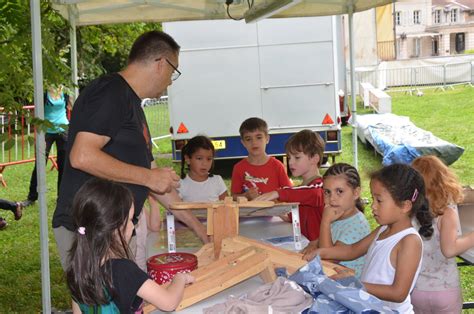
{"left": 147, "top": 167, "right": 180, "bottom": 194}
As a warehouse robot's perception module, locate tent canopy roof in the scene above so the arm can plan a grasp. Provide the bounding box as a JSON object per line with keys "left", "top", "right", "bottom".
{"left": 52, "top": 0, "right": 394, "bottom": 26}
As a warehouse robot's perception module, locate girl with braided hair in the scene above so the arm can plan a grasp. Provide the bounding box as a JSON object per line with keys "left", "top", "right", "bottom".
{"left": 302, "top": 163, "right": 370, "bottom": 277}
{"left": 304, "top": 163, "right": 433, "bottom": 313}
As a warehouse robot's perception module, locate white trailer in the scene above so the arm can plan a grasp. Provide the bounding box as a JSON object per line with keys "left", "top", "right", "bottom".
{"left": 164, "top": 16, "right": 345, "bottom": 161}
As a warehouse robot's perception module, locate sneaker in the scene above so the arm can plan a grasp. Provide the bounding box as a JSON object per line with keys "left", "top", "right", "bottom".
{"left": 0, "top": 217, "right": 7, "bottom": 230}
{"left": 14, "top": 202, "right": 23, "bottom": 220}
{"left": 20, "top": 199, "right": 35, "bottom": 208}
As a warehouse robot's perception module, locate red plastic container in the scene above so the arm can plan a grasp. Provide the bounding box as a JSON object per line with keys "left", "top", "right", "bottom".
{"left": 147, "top": 252, "right": 198, "bottom": 284}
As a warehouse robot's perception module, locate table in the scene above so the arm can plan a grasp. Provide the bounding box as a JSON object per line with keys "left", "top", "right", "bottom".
{"left": 146, "top": 216, "right": 308, "bottom": 313}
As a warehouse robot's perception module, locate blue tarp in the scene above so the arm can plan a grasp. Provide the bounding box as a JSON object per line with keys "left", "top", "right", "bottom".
{"left": 288, "top": 256, "right": 395, "bottom": 314}
{"left": 355, "top": 113, "right": 464, "bottom": 166}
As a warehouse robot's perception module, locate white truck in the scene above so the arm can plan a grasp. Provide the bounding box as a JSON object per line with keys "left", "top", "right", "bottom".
{"left": 163, "top": 16, "right": 346, "bottom": 162}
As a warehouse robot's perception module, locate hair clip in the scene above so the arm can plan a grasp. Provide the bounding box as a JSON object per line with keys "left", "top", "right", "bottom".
{"left": 77, "top": 226, "right": 86, "bottom": 235}
{"left": 411, "top": 188, "right": 419, "bottom": 202}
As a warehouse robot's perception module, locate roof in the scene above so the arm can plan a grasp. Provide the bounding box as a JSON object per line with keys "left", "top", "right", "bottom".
{"left": 52, "top": 0, "right": 395, "bottom": 26}
{"left": 432, "top": 0, "right": 474, "bottom": 9}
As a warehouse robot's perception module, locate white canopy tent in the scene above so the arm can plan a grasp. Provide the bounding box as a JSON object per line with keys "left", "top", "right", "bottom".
{"left": 29, "top": 0, "right": 394, "bottom": 312}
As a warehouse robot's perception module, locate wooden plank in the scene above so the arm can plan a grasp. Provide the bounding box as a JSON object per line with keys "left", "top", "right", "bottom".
{"left": 206, "top": 206, "right": 213, "bottom": 236}
{"left": 212, "top": 204, "right": 238, "bottom": 258}
{"left": 228, "top": 237, "right": 308, "bottom": 275}
{"left": 192, "top": 246, "right": 258, "bottom": 281}
{"left": 177, "top": 251, "right": 271, "bottom": 310}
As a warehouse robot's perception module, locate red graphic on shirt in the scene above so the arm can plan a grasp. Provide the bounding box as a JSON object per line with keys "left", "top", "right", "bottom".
{"left": 143, "top": 123, "right": 151, "bottom": 151}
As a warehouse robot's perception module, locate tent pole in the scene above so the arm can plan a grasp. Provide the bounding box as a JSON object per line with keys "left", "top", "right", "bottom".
{"left": 69, "top": 6, "right": 79, "bottom": 98}
{"left": 30, "top": 0, "right": 51, "bottom": 312}
{"left": 348, "top": 4, "right": 358, "bottom": 169}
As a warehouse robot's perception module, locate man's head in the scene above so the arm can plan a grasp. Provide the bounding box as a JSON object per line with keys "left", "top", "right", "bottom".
{"left": 127, "top": 31, "right": 181, "bottom": 98}
{"left": 128, "top": 30, "right": 180, "bottom": 65}
{"left": 239, "top": 117, "right": 269, "bottom": 159}
{"left": 285, "top": 130, "right": 325, "bottom": 168}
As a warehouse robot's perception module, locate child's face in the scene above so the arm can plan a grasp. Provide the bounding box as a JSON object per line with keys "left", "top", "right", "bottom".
{"left": 370, "top": 179, "right": 405, "bottom": 225}
{"left": 241, "top": 130, "right": 269, "bottom": 158}
{"left": 288, "top": 151, "right": 318, "bottom": 179}
{"left": 323, "top": 175, "right": 360, "bottom": 214}
{"left": 124, "top": 204, "right": 135, "bottom": 243}
{"left": 185, "top": 148, "right": 214, "bottom": 180}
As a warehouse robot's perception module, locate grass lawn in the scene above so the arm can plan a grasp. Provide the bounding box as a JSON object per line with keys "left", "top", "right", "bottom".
{"left": 0, "top": 86, "right": 472, "bottom": 312}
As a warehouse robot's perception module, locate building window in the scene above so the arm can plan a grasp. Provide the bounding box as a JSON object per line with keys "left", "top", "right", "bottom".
{"left": 414, "top": 10, "right": 421, "bottom": 24}
{"left": 395, "top": 11, "right": 401, "bottom": 25}
{"left": 434, "top": 9, "right": 441, "bottom": 24}
{"left": 451, "top": 9, "right": 458, "bottom": 23}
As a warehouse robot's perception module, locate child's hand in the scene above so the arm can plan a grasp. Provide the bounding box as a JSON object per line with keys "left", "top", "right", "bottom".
{"left": 174, "top": 273, "right": 195, "bottom": 285}
{"left": 254, "top": 191, "right": 278, "bottom": 201}
{"left": 245, "top": 187, "right": 260, "bottom": 200}
{"left": 301, "top": 241, "right": 319, "bottom": 261}
{"left": 322, "top": 204, "right": 345, "bottom": 223}
{"left": 278, "top": 213, "right": 291, "bottom": 222}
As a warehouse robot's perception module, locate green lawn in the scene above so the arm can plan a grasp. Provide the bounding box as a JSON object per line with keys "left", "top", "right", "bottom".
{"left": 0, "top": 86, "right": 472, "bottom": 311}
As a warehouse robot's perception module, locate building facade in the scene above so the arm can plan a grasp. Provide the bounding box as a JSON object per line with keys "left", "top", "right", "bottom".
{"left": 395, "top": 0, "right": 474, "bottom": 59}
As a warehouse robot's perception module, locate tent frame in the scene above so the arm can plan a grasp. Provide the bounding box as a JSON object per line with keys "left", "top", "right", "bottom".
{"left": 29, "top": 1, "right": 395, "bottom": 311}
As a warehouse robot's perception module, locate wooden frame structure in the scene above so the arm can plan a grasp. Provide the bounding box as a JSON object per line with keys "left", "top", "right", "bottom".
{"left": 143, "top": 198, "right": 345, "bottom": 312}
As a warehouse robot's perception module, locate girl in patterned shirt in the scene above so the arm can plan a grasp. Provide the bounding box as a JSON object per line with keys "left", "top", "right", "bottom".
{"left": 304, "top": 163, "right": 371, "bottom": 277}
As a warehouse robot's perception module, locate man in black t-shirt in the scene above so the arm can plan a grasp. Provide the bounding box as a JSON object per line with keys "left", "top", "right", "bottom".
{"left": 53, "top": 31, "right": 208, "bottom": 270}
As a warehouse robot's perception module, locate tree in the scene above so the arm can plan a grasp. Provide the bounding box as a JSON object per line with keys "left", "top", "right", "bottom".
{"left": 0, "top": 0, "right": 160, "bottom": 146}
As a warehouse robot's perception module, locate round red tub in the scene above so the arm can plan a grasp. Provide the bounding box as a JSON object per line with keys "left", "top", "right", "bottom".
{"left": 147, "top": 252, "right": 197, "bottom": 285}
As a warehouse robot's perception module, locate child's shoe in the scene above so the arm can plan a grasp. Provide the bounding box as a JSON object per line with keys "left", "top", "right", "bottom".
{"left": 14, "top": 202, "right": 23, "bottom": 220}
{"left": 0, "top": 217, "right": 7, "bottom": 230}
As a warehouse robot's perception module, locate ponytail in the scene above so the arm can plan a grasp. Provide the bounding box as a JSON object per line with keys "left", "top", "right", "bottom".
{"left": 371, "top": 163, "right": 434, "bottom": 239}
{"left": 416, "top": 198, "right": 434, "bottom": 239}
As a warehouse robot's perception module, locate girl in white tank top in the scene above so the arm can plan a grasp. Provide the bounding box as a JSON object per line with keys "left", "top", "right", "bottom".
{"left": 304, "top": 164, "right": 434, "bottom": 313}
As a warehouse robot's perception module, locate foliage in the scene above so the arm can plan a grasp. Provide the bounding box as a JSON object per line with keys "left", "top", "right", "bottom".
{"left": 0, "top": 0, "right": 160, "bottom": 145}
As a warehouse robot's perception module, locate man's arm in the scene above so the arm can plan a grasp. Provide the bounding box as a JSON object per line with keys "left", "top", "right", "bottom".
{"left": 149, "top": 162, "right": 209, "bottom": 244}
{"left": 70, "top": 131, "right": 178, "bottom": 194}
{"left": 150, "top": 189, "right": 209, "bottom": 244}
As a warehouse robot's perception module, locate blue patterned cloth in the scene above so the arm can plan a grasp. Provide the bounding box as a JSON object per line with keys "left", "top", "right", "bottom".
{"left": 288, "top": 256, "right": 396, "bottom": 314}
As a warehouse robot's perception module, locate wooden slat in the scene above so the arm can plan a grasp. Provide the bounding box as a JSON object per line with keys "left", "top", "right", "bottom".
{"left": 177, "top": 251, "right": 271, "bottom": 310}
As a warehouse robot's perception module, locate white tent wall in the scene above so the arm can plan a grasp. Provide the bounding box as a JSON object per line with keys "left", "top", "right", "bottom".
{"left": 345, "top": 9, "right": 379, "bottom": 67}
{"left": 31, "top": 1, "right": 395, "bottom": 311}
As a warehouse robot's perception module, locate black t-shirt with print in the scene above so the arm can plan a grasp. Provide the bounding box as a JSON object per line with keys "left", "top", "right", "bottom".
{"left": 53, "top": 73, "right": 153, "bottom": 231}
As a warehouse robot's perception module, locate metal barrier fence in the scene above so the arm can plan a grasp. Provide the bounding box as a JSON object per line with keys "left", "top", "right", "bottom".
{"left": 142, "top": 96, "right": 171, "bottom": 152}
{"left": 1, "top": 105, "right": 38, "bottom": 163}
{"left": 353, "top": 61, "right": 474, "bottom": 94}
